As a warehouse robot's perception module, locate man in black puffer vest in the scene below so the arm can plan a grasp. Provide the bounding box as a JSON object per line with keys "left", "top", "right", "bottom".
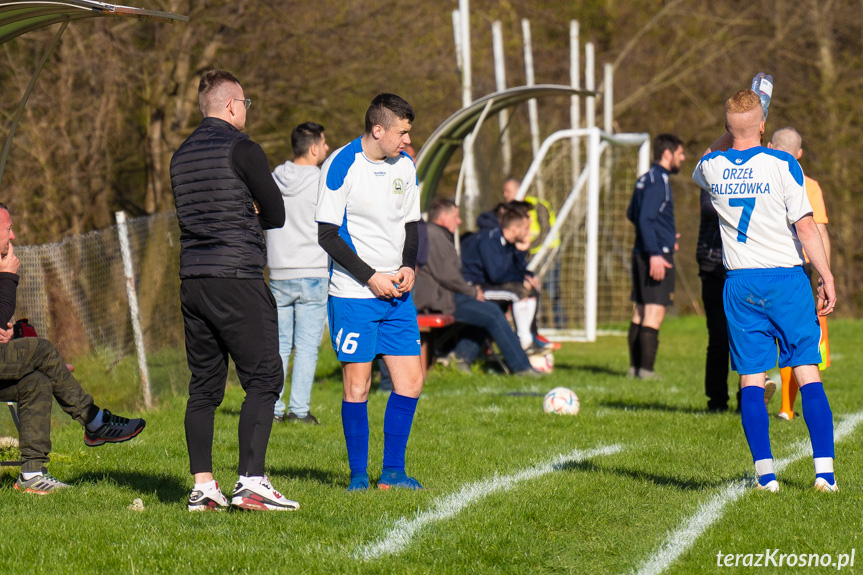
{"left": 170, "top": 70, "right": 296, "bottom": 512}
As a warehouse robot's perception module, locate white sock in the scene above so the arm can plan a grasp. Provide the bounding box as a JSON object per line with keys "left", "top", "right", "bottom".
{"left": 512, "top": 298, "right": 537, "bottom": 348}
{"left": 194, "top": 479, "right": 217, "bottom": 491}
{"left": 21, "top": 470, "right": 43, "bottom": 480}
{"left": 239, "top": 475, "right": 264, "bottom": 485}
{"left": 85, "top": 410, "right": 105, "bottom": 432}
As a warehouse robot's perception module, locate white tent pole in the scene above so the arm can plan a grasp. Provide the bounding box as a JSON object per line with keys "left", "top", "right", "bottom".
{"left": 492, "top": 20, "right": 512, "bottom": 177}
{"left": 522, "top": 18, "right": 543, "bottom": 199}
{"left": 585, "top": 42, "right": 595, "bottom": 131}
{"left": 570, "top": 20, "right": 581, "bottom": 186}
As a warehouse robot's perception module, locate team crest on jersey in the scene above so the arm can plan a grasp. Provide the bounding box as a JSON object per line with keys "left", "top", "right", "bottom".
{"left": 392, "top": 178, "right": 405, "bottom": 194}
{"left": 735, "top": 158, "right": 743, "bottom": 164}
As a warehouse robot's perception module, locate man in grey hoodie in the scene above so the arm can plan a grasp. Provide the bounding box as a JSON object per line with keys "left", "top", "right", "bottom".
{"left": 267, "top": 122, "right": 330, "bottom": 424}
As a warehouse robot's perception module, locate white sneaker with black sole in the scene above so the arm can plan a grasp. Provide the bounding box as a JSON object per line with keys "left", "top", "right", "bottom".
{"left": 231, "top": 475, "right": 299, "bottom": 511}
{"left": 187, "top": 481, "right": 229, "bottom": 511}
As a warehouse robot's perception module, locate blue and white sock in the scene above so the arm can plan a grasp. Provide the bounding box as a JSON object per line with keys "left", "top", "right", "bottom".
{"left": 800, "top": 381, "right": 835, "bottom": 485}
{"left": 85, "top": 410, "right": 105, "bottom": 432}
{"left": 382, "top": 392, "right": 418, "bottom": 473}
{"left": 740, "top": 386, "right": 775, "bottom": 486}
{"left": 342, "top": 400, "right": 369, "bottom": 479}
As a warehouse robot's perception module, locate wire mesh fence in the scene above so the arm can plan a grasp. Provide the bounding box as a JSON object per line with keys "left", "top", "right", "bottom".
{"left": 15, "top": 212, "right": 183, "bottom": 363}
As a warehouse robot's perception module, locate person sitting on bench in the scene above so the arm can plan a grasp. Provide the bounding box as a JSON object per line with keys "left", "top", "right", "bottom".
{"left": 413, "top": 198, "right": 538, "bottom": 376}
{"left": 0, "top": 203, "right": 146, "bottom": 494}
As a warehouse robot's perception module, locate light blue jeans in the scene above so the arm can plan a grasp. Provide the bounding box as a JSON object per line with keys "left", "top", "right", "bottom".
{"left": 269, "top": 277, "right": 329, "bottom": 418}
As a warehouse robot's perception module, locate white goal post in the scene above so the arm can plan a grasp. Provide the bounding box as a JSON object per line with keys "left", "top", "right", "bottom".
{"left": 516, "top": 127, "right": 650, "bottom": 342}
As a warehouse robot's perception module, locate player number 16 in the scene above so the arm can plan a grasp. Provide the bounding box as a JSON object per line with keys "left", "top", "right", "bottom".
{"left": 335, "top": 329, "right": 360, "bottom": 354}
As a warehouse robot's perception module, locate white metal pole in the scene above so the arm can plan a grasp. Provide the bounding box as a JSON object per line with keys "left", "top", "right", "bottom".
{"left": 452, "top": 11, "right": 463, "bottom": 74}
{"left": 570, "top": 20, "right": 581, "bottom": 185}
{"left": 638, "top": 138, "right": 651, "bottom": 176}
{"left": 585, "top": 42, "right": 595, "bottom": 131}
{"left": 522, "top": 18, "right": 543, "bottom": 198}
{"left": 115, "top": 211, "right": 152, "bottom": 409}
{"left": 458, "top": 0, "right": 480, "bottom": 225}
{"left": 603, "top": 63, "right": 614, "bottom": 134}
{"left": 492, "top": 20, "right": 512, "bottom": 177}
{"left": 585, "top": 128, "right": 601, "bottom": 342}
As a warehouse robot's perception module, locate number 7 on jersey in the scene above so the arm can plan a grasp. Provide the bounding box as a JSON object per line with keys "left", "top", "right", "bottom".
{"left": 729, "top": 197, "right": 756, "bottom": 243}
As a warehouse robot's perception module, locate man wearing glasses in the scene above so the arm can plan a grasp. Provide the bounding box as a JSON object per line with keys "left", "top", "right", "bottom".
{"left": 170, "top": 70, "right": 296, "bottom": 512}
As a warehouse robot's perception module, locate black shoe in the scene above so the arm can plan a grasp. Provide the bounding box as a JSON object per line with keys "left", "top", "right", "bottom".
{"left": 84, "top": 410, "right": 145, "bottom": 447}
{"left": 273, "top": 415, "right": 285, "bottom": 424}
{"left": 286, "top": 412, "right": 320, "bottom": 425}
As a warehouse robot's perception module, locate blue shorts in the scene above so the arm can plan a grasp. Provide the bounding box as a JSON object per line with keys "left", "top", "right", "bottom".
{"left": 327, "top": 293, "right": 421, "bottom": 362}
{"left": 724, "top": 266, "right": 822, "bottom": 375}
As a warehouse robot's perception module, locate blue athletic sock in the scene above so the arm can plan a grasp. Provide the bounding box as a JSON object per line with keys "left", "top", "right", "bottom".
{"left": 740, "top": 386, "right": 775, "bottom": 485}
{"left": 800, "top": 381, "right": 835, "bottom": 484}
{"left": 342, "top": 401, "right": 369, "bottom": 478}
{"left": 382, "top": 392, "right": 418, "bottom": 472}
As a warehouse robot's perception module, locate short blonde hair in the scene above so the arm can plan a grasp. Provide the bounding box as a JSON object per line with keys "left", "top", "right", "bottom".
{"left": 726, "top": 89, "right": 761, "bottom": 114}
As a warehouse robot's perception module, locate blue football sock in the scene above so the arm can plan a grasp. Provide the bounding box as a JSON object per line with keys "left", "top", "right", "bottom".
{"left": 740, "top": 386, "right": 775, "bottom": 485}
{"left": 800, "top": 381, "right": 835, "bottom": 484}
{"left": 342, "top": 400, "right": 369, "bottom": 478}
{"left": 382, "top": 392, "right": 418, "bottom": 472}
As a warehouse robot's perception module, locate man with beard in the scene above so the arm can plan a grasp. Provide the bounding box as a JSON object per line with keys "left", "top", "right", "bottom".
{"left": 625, "top": 134, "right": 686, "bottom": 379}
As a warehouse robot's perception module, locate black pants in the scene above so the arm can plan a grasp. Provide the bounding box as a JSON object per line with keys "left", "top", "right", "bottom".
{"left": 180, "top": 278, "right": 282, "bottom": 476}
{"left": 701, "top": 272, "right": 736, "bottom": 410}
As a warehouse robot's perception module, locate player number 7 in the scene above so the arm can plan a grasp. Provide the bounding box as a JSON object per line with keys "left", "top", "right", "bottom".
{"left": 729, "top": 197, "right": 756, "bottom": 243}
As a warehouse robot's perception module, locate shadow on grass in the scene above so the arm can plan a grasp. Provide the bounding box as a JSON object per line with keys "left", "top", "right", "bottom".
{"left": 66, "top": 470, "right": 189, "bottom": 503}
{"left": 267, "top": 465, "right": 342, "bottom": 487}
{"left": 555, "top": 364, "right": 623, "bottom": 377}
{"left": 558, "top": 459, "right": 733, "bottom": 491}
{"left": 598, "top": 399, "right": 713, "bottom": 414}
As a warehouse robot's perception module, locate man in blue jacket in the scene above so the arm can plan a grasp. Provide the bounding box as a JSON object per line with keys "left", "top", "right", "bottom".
{"left": 461, "top": 204, "right": 543, "bottom": 354}
{"left": 625, "top": 133, "right": 686, "bottom": 379}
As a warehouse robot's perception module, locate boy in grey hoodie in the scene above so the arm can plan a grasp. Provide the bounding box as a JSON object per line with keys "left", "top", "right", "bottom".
{"left": 267, "top": 122, "right": 330, "bottom": 424}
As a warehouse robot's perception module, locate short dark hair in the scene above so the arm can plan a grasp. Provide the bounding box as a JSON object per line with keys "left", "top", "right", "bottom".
{"left": 653, "top": 133, "right": 683, "bottom": 161}
{"left": 291, "top": 122, "right": 325, "bottom": 158}
{"left": 428, "top": 197, "right": 457, "bottom": 223}
{"left": 365, "top": 93, "right": 414, "bottom": 133}
{"left": 499, "top": 205, "right": 529, "bottom": 229}
{"left": 198, "top": 69, "right": 241, "bottom": 116}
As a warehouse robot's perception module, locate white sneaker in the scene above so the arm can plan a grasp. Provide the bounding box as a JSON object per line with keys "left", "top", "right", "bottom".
{"left": 187, "top": 481, "right": 229, "bottom": 512}
{"left": 756, "top": 479, "right": 779, "bottom": 492}
{"left": 814, "top": 477, "right": 839, "bottom": 493}
{"left": 231, "top": 475, "right": 299, "bottom": 511}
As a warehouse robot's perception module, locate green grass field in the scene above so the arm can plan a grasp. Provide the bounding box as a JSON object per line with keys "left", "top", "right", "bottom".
{"left": 1, "top": 315, "right": 862, "bottom": 574}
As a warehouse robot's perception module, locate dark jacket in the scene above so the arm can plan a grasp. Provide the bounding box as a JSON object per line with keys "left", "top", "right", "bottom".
{"left": 0, "top": 272, "right": 18, "bottom": 326}
{"left": 413, "top": 223, "right": 477, "bottom": 314}
{"left": 461, "top": 226, "right": 529, "bottom": 285}
{"left": 170, "top": 117, "right": 284, "bottom": 279}
{"left": 626, "top": 163, "right": 676, "bottom": 257}
{"left": 696, "top": 188, "right": 725, "bottom": 277}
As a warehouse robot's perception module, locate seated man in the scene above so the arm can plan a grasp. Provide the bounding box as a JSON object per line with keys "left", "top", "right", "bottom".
{"left": 461, "top": 204, "right": 545, "bottom": 355}
{"left": 413, "top": 198, "right": 537, "bottom": 376}
{"left": 0, "top": 204, "right": 145, "bottom": 494}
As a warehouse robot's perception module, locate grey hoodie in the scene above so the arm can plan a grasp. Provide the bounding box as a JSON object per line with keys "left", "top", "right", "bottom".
{"left": 266, "top": 160, "right": 329, "bottom": 280}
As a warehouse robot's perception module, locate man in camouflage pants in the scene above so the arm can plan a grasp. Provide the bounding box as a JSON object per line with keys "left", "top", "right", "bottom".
{"left": 0, "top": 204, "right": 146, "bottom": 494}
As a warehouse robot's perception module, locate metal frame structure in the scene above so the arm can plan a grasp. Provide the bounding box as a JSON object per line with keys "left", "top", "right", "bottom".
{"left": 0, "top": 1, "right": 188, "bottom": 186}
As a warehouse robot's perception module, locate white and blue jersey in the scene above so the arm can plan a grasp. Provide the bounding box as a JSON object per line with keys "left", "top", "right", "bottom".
{"left": 692, "top": 146, "right": 820, "bottom": 373}
{"left": 316, "top": 137, "right": 421, "bottom": 299}
{"left": 692, "top": 147, "right": 812, "bottom": 270}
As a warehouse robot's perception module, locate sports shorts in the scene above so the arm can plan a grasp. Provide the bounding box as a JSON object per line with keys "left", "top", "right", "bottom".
{"left": 724, "top": 266, "right": 822, "bottom": 375}
{"left": 631, "top": 252, "right": 675, "bottom": 306}
{"left": 327, "top": 293, "right": 420, "bottom": 363}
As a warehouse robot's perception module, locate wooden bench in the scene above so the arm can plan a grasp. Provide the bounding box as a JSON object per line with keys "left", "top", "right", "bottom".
{"left": 416, "top": 314, "right": 456, "bottom": 379}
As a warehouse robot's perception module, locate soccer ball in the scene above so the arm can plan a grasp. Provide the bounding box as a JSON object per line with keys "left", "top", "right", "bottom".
{"left": 543, "top": 387, "right": 579, "bottom": 415}
{"left": 528, "top": 352, "right": 554, "bottom": 373}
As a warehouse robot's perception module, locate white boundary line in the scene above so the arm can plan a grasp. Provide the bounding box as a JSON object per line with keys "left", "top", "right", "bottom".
{"left": 632, "top": 411, "right": 863, "bottom": 575}
{"left": 356, "top": 444, "right": 623, "bottom": 561}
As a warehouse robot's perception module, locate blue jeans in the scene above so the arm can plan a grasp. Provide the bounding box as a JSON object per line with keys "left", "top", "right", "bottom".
{"left": 269, "top": 277, "right": 328, "bottom": 417}
{"left": 451, "top": 293, "right": 532, "bottom": 373}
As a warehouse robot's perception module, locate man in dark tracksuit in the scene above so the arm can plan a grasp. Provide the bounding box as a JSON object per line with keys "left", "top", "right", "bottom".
{"left": 625, "top": 133, "right": 686, "bottom": 379}
{"left": 170, "top": 70, "right": 295, "bottom": 512}
{"left": 0, "top": 204, "right": 145, "bottom": 494}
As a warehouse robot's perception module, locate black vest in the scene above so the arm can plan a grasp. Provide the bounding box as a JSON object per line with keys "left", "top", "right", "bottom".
{"left": 170, "top": 118, "right": 266, "bottom": 279}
